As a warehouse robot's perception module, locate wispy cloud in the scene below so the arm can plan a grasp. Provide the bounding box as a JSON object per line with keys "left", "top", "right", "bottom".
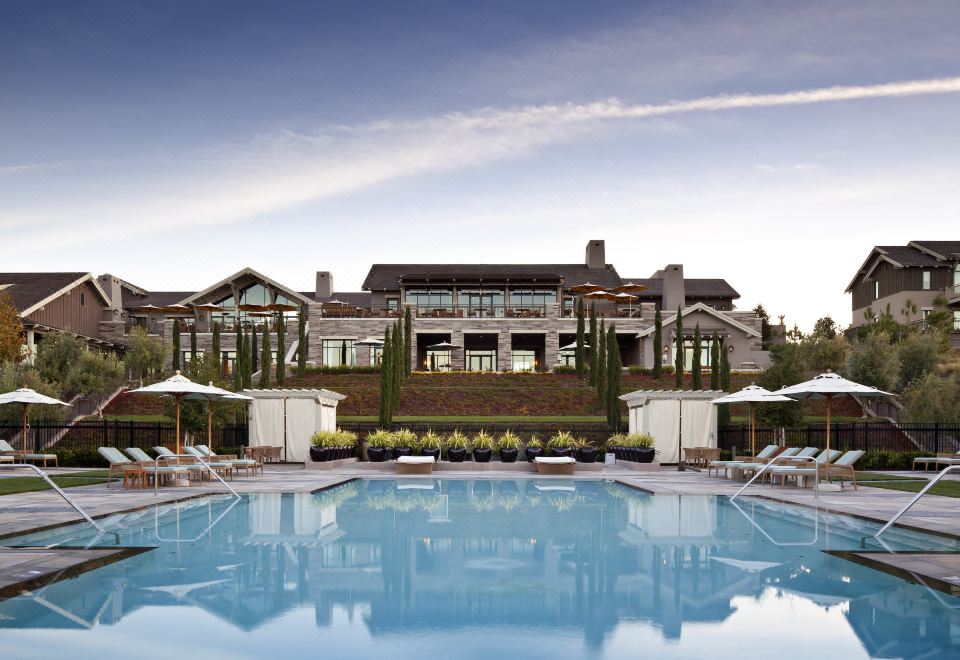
{"left": 3, "top": 76, "right": 960, "bottom": 246}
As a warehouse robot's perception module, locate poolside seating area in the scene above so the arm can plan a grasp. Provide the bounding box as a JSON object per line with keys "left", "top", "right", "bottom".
{"left": 94, "top": 445, "right": 266, "bottom": 490}
{"left": 0, "top": 439, "right": 59, "bottom": 467}
{"left": 706, "top": 446, "right": 867, "bottom": 490}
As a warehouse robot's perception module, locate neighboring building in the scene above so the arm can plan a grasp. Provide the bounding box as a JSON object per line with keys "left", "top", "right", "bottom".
{"left": 846, "top": 241, "right": 960, "bottom": 331}
{"left": 90, "top": 240, "right": 769, "bottom": 372}
{"left": 0, "top": 272, "right": 120, "bottom": 362}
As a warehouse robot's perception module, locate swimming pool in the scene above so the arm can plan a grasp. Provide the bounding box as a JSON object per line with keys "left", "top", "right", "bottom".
{"left": 1, "top": 479, "right": 959, "bottom": 659}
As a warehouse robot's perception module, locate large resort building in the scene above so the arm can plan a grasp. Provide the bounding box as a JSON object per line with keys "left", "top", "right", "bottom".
{"left": 4, "top": 240, "right": 772, "bottom": 372}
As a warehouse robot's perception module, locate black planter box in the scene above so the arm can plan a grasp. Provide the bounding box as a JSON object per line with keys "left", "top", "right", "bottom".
{"left": 525, "top": 447, "right": 543, "bottom": 462}
{"left": 473, "top": 448, "right": 493, "bottom": 463}
{"left": 637, "top": 447, "right": 656, "bottom": 463}
{"left": 447, "top": 447, "right": 466, "bottom": 462}
{"left": 550, "top": 447, "right": 573, "bottom": 458}
{"left": 578, "top": 447, "right": 598, "bottom": 463}
{"left": 309, "top": 446, "right": 328, "bottom": 462}
{"left": 393, "top": 447, "right": 412, "bottom": 458}
{"left": 421, "top": 448, "right": 441, "bottom": 460}
{"left": 367, "top": 447, "right": 387, "bottom": 462}
{"left": 499, "top": 448, "right": 519, "bottom": 463}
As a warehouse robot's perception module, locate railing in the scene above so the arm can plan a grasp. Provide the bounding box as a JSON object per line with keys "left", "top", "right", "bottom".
{"left": 320, "top": 304, "right": 559, "bottom": 319}
{"left": 728, "top": 497, "right": 819, "bottom": 545}
{"left": 718, "top": 422, "right": 960, "bottom": 454}
{"left": 875, "top": 464, "right": 960, "bottom": 538}
{"left": 3, "top": 463, "right": 109, "bottom": 536}
{"left": 0, "top": 421, "right": 248, "bottom": 455}
{"left": 730, "top": 455, "right": 820, "bottom": 502}
{"left": 151, "top": 454, "right": 240, "bottom": 499}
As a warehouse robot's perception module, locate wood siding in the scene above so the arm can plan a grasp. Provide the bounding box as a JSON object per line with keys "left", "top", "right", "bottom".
{"left": 851, "top": 261, "right": 955, "bottom": 310}
{"left": 25, "top": 280, "right": 105, "bottom": 338}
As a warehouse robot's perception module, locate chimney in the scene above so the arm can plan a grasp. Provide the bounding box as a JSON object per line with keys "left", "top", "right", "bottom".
{"left": 97, "top": 274, "right": 122, "bottom": 312}
{"left": 315, "top": 271, "right": 334, "bottom": 299}
{"left": 585, "top": 239, "right": 606, "bottom": 269}
{"left": 661, "top": 264, "right": 686, "bottom": 312}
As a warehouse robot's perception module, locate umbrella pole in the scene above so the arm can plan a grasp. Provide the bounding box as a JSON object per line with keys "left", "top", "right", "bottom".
{"left": 175, "top": 396, "right": 181, "bottom": 457}
{"left": 825, "top": 394, "right": 832, "bottom": 464}
{"left": 23, "top": 404, "right": 28, "bottom": 453}
{"left": 208, "top": 399, "right": 213, "bottom": 448}
{"left": 750, "top": 402, "right": 756, "bottom": 460}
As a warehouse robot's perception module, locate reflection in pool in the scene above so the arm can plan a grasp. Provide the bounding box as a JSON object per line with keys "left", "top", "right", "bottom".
{"left": 1, "top": 479, "right": 959, "bottom": 659}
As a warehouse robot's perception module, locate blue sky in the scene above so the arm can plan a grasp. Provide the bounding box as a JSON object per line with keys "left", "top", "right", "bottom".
{"left": 3, "top": 0, "right": 960, "bottom": 329}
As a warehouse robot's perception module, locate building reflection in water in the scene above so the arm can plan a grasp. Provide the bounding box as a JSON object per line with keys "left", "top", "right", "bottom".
{"left": 1, "top": 480, "right": 959, "bottom": 658}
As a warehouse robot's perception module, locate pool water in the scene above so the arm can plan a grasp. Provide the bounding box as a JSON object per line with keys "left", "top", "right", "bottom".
{"left": 2, "top": 479, "right": 960, "bottom": 659}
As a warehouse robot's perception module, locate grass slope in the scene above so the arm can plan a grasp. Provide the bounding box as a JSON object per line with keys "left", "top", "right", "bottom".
{"left": 0, "top": 470, "right": 110, "bottom": 496}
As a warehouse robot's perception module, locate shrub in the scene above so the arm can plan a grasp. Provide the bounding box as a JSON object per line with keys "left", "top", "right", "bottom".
{"left": 497, "top": 431, "right": 521, "bottom": 450}
{"left": 53, "top": 447, "right": 108, "bottom": 468}
{"left": 336, "top": 428, "right": 358, "bottom": 446}
{"left": 628, "top": 366, "right": 650, "bottom": 375}
{"left": 525, "top": 435, "right": 543, "bottom": 448}
{"left": 552, "top": 365, "right": 576, "bottom": 374}
{"left": 421, "top": 429, "right": 443, "bottom": 449}
{"left": 472, "top": 430, "right": 494, "bottom": 449}
{"left": 625, "top": 433, "right": 655, "bottom": 448}
{"left": 310, "top": 431, "right": 337, "bottom": 447}
{"left": 365, "top": 429, "right": 393, "bottom": 448}
{"left": 608, "top": 433, "right": 628, "bottom": 445}
{"left": 392, "top": 428, "right": 418, "bottom": 448}
{"left": 547, "top": 430, "right": 576, "bottom": 448}
{"left": 859, "top": 451, "right": 924, "bottom": 471}
{"left": 446, "top": 429, "right": 469, "bottom": 449}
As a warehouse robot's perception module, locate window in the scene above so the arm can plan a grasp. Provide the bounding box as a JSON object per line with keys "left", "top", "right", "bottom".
{"left": 182, "top": 350, "right": 205, "bottom": 365}
{"left": 511, "top": 350, "right": 536, "bottom": 371}
{"left": 465, "top": 349, "right": 496, "bottom": 371}
{"left": 405, "top": 288, "right": 452, "bottom": 311}
{"left": 322, "top": 339, "right": 356, "bottom": 367}
{"left": 370, "top": 346, "right": 383, "bottom": 366}
{"left": 223, "top": 351, "right": 237, "bottom": 375}
{"left": 459, "top": 289, "right": 504, "bottom": 317}
{"left": 874, "top": 281, "right": 880, "bottom": 300}
{"left": 424, "top": 349, "right": 452, "bottom": 371}
{"left": 508, "top": 288, "right": 557, "bottom": 310}
{"left": 683, "top": 340, "right": 714, "bottom": 371}
{"left": 922, "top": 271, "right": 931, "bottom": 290}
{"left": 80, "top": 292, "right": 85, "bottom": 306}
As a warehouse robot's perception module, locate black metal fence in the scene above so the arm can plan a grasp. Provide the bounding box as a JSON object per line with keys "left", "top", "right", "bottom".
{"left": 718, "top": 423, "right": 960, "bottom": 455}
{"left": 0, "top": 421, "right": 249, "bottom": 454}
{"left": 339, "top": 422, "right": 612, "bottom": 446}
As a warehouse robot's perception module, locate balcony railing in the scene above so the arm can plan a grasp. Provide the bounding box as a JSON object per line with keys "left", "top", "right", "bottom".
{"left": 319, "top": 304, "right": 554, "bottom": 319}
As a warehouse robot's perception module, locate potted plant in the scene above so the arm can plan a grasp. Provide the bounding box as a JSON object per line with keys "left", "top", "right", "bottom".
{"left": 576, "top": 437, "right": 598, "bottom": 463}
{"left": 336, "top": 428, "right": 358, "bottom": 460}
{"left": 420, "top": 429, "right": 442, "bottom": 461}
{"left": 628, "top": 433, "right": 656, "bottom": 463}
{"left": 365, "top": 429, "right": 392, "bottom": 462}
{"left": 497, "top": 431, "right": 521, "bottom": 463}
{"left": 446, "top": 429, "right": 468, "bottom": 462}
{"left": 547, "top": 430, "right": 575, "bottom": 458}
{"left": 472, "top": 430, "right": 494, "bottom": 463}
{"left": 524, "top": 436, "right": 543, "bottom": 462}
{"left": 392, "top": 428, "right": 416, "bottom": 458}
{"left": 608, "top": 433, "right": 627, "bottom": 461}
{"left": 309, "top": 431, "right": 334, "bottom": 462}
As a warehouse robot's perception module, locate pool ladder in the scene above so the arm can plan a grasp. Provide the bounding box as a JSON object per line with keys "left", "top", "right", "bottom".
{"left": 4, "top": 463, "right": 107, "bottom": 535}
{"left": 729, "top": 455, "right": 820, "bottom": 502}
{"left": 875, "top": 464, "right": 960, "bottom": 538}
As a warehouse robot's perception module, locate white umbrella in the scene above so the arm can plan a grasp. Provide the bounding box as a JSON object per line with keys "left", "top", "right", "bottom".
{"left": 130, "top": 372, "right": 228, "bottom": 455}
{"left": 614, "top": 291, "right": 638, "bottom": 317}
{"left": 775, "top": 371, "right": 892, "bottom": 462}
{"left": 0, "top": 388, "right": 71, "bottom": 452}
{"left": 427, "top": 341, "right": 460, "bottom": 350}
{"left": 712, "top": 384, "right": 794, "bottom": 458}
{"left": 355, "top": 336, "right": 385, "bottom": 347}
{"left": 184, "top": 384, "right": 254, "bottom": 449}
{"left": 559, "top": 341, "right": 590, "bottom": 351}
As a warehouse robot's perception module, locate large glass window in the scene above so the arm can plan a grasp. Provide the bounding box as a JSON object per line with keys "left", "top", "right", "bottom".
{"left": 458, "top": 288, "right": 504, "bottom": 317}
{"left": 682, "top": 339, "right": 715, "bottom": 371}
{"left": 465, "top": 349, "right": 496, "bottom": 371}
{"left": 405, "top": 289, "right": 452, "bottom": 311}
{"left": 322, "top": 339, "right": 356, "bottom": 367}
{"left": 370, "top": 346, "right": 383, "bottom": 367}
{"left": 922, "top": 271, "right": 931, "bottom": 290}
{"left": 425, "top": 350, "right": 452, "bottom": 371}
{"left": 875, "top": 281, "right": 880, "bottom": 300}
{"left": 511, "top": 350, "right": 536, "bottom": 371}
{"left": 509, "top": 288, "right": 557, "bottom": 309}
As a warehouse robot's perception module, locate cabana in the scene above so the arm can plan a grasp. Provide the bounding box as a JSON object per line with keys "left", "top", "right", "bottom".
{"left": 244, "top": 388, "right": 345, "bottom": 462}
{"left": 619, "top": 389, "right": 724, "bottom": 464}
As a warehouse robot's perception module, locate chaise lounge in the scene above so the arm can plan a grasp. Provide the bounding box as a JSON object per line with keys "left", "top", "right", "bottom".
{"left": 534, "top": 456, "right": 576, "bottom": 475}
{"left": 397, "top": 455, "right": 435, "bottom": 475}
{"left": 0, "top": 439, "right": 59, "bottom": 467}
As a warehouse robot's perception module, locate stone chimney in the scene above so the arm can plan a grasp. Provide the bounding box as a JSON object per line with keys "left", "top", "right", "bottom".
{"left": 585, "top": 239, "right": 606, "bottom": 269}
{"left": 661, "top": 264, "right": 686, "bottom": 312}
{"left": 97, "top": 273, "right": 122, "bottom": 313}
{"left": 315, "top": 271, "right": 334, "bottom": 299}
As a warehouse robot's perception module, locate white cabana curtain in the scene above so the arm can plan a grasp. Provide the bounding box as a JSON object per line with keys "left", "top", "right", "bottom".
{"left": 248, "top": 395, "right": 336, "bottom": 462}
{"left": 630, "top": 398, "right": 718, "bottom": 463}
{"left": 284, "top": 398, "right": 320, "bottom": 462}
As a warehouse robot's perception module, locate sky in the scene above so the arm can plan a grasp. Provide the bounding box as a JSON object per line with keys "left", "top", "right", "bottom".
{"left": 3, "top": 0, "right": 960, "bottom": 331}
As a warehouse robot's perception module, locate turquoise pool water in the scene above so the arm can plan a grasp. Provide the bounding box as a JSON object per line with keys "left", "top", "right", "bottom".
{"left": 1, "top": 479, "right": 960, "bottom": 659}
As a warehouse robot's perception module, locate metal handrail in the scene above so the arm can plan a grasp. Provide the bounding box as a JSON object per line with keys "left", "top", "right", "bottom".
{"left": 728, "top": 497, "right": 819, "bottom": 546}
{"left": 730, "top": 455, "right": 820, "bottom": 502}
{"left": 151, "top": 454, "right": 240, "bottom": 499}
{"left": 875, "top": 464, "right": 960, "bottom": 538}
{"left": 4, "top": 463, "right": 107, "bottom": 535}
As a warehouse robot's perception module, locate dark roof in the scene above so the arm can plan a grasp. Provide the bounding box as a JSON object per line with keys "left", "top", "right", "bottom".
{"left": 0, "top": 272, "right": 89, "bottom": 312}
{"left": 620, "top": 278, "right": 739, "bottom": 299}
{"left": 362, "top": 264, "right": 623, "bottom": 290}
{"left": 876, "top": 245, "right": 941, "bottom": 267}
{"left": 909, "top": 241, "right": 960, "bottom": 259}
{"left": 314, "top": 292, "right": 373, "bottom": 307}
{"left": 122, "top": 291, "right": 195, "bottom": 309}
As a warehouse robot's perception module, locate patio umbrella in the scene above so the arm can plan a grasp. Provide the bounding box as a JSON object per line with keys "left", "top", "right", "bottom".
{"left": 238, "top": 304, "right": 269, "bottom": 312}
{"left": 130, "top": 372, "right": 227, "bottom": 455}
{"left": 192, "top": 303, "right": 225, "bottom": 313}
{"left": 712, "top": 384, "right": 793, "bottom": 459}
{"left": 132, "top": 304, "right": 165, "bottom": 315}
{"left": 185, "top": 385, "right": 253, "bottom": 449}
{"left": 559, "top": 341, "right": 590, "bottom": 351}
{"left": 613, "top": 282, "right": 649, "bottom": 294}
{"left": 614, "top": 291, "right": 639, "bottom": 317}
{"left": 266, "top": 303, "right": 298, "bottom": 312}
{"left": 568, "top": 282, "right": 604, "bottom": 294}
{"left": 775, "top": 371, "right": 892, "bottom": 463}
{"left": 427, "top": 341, "right": 460, "bottom": 350}
{"left": 355, "top": 336, "right": 385, "bottom": 347}
{"left": 0, "top": 388, "right": 70, "bottom": 452}
{"left": 163, "top": 304, "right": 193, "bottom": 315}
{"left": 584, "top": 290, "right": 617, "bottom": 302}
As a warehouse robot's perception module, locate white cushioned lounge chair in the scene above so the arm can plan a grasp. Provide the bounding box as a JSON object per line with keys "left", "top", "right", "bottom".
{"left": 397, "top": 455, "right": 435, "bottom": 475}
{"left": 534, "top": 456, "right": 576, "bottom": 475}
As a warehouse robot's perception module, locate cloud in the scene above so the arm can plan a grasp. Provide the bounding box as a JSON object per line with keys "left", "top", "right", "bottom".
{"left": 3, "top": 75, "right": 960, "bottom": 247}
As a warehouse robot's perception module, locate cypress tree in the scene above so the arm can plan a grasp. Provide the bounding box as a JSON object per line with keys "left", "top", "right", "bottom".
{"left": 243, "top": 332, "right": 254, "bottom": 389}
{"left": 588, "top": 302, "right": 598, "bottom": 386}
{"left": 296, "top": 310, "right": 307, "bottom": 378}
{"left": 276, "top": 313, "right": 286, "bottom": 385}
{"left": 597, "top": 319, "right": 607, "bottom": 404}
{"left": 606, "top": 324, "right": 623, "bottom": 431}
{"left": 403, "top": 306, "right": 412, "bottom": 378}
{"left": 691, "top": 323, "right": 702, "bottom": 390}
{"left": 259, "top": 320, "right": 271, "bottom": 388}
{"left": 392, "top": 320, "right": 403, "bottom": 404}
{"left": 189, "top": 322, "right": 197, "bottom": 365}
{"left": 710, "top": 338, "right": 720, "bottom": 390}
{"left": 233, "top": 325, "right": 242, "bottom": 390}
{"left": 575, "top": 296, "right": 586, "bottom": 379}
{"left": 379, "top": 326, "right": 393, "bottom": 425}
{"left": 251, "top": 322, "right": 259, "bottom": 374}
{"left": 652, "top": 309, "right": 663, "bottom": 379}
{"left": 212, "top": 321, "right": 221, "bottom": 378}
{"left": 718, "top": 338, "right": 732, "bottom": 426}
{"left": 171, "top": 320, "right": 181, "bottom": 371}
{"left": 674, "top": 307, "right": 684, "bottom": 389}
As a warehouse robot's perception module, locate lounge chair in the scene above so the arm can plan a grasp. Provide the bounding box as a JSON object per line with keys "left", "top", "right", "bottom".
{"left": 98, "top": 447, "right": 139, "bottom": 487}
{"left": 913, "top": 451, "right": 960, "bottom": 472}
{"left": 196, "top": 444, "right": 262, "bottom": 476}
{"left": 150, "top": 446, "right": 209, "bottom": 484}
{"left": 733, "top": 447, "right": 801, "bottom": 477}
{"left": 183, "top": 446, "right": 236, "bottom": 479}
{"left": 124, "top": 447, "right": 155, "bottom": 463}
{"left": 707, "top": 444, "right": 782, "bottom": 478}
{"left": 766, "top": 449, "right": 843, "bottom": 487}
{"left": 534, "top": 456, "right": 576, "bottom": 475}
{"left": 0, "top": 439, "right": 59, "bottom": 467}
{"left": 397, "top": 455, "right": 435, "bottom": 475}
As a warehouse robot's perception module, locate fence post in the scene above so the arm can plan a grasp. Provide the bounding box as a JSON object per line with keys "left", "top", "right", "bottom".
{"left": 935, "top": 422, "right": 941, "bottom": 455}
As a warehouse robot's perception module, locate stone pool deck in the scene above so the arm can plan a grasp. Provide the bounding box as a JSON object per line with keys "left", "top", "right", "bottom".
{"left": 1, "top": 462, "right": 959, "bottom": 541}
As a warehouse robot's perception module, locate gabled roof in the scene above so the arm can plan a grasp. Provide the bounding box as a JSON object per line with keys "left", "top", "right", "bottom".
{"left": 313, "top": 292, "right": 373, "bottom": 307}
{"left": 178, "top": 267, "right": 313, "bottom": 307}
{"left": 635, "top": 302, "right": 760, "bottom": 339}
{"left": 0, "top": 272, "right": 112, "bottom": 316}
{"left": 846, "top": 243, "right": 954, "bottom": 292}
{"left": 620, "top": 277, "right": 739, "bottom": 299}
{"left": 123, "top": 291, "right": 195, "bottom": 310}
{"left": 362, "top": 263, "right": 622, "bottom": 290}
